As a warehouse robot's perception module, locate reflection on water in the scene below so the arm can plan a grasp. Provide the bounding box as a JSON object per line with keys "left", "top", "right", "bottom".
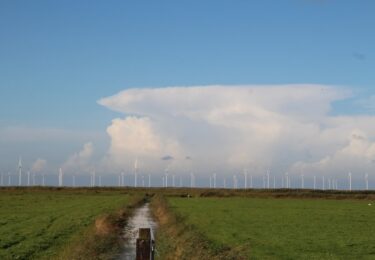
{"left": 119, "top": 203, "right": 157, "bottom": 260}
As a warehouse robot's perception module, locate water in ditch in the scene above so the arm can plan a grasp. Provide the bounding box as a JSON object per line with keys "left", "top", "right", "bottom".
{"left": 119, "top": 203, "right": 157, "bottom": 260}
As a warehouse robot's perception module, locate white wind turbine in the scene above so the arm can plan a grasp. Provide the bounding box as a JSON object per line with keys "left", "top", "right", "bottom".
{"left": 243, "top": 169, "right": 248, "bottom": 189}
{"left": 59, "top": 168, "right": 63, "bottom": 187}
{"left": 18, "top": 157, "right": 22, "bottom": 186}
{"left": 164, "top": 167, "right": 169, "bottom": 187}
{"left": 365, "top": 173, "right": 369, "bottom": 190}
{"left": 134, "top": 159, "right": 138, "bottom": 187}
{"left": 348, "top": 172, "right": 352, "bottom": 191}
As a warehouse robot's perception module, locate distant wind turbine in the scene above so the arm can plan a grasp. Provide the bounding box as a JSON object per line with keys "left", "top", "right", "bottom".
{"left": 59, "top": 168, "right": 63, "bottom": 187}
{"left": 134, "top": 159, "right": 138, "bottom": 187}
{"left": 18, "top": 157, "right": 22, "bottom": 186}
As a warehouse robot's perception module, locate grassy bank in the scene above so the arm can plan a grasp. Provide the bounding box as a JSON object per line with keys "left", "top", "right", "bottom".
{"left": 0, "top": 188, "right": 143, "bottom": 259}
{"left": 151, "top": 195, "right": 246, "bottom": 259}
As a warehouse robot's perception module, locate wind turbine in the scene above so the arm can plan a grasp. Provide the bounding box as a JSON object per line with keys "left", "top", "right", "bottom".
{"left": 266, "top": 170, "right": 270, "bottom": 189}
{"left": 190, "top": 172, "right": 195, "bottom": 188}
{"left": 213, "top": 173, "right": 217, "bottom": 188}
{"left": 250, "top": 174, "right": 253, "bottom": 188}
{"left": 322, "top": 176, "right": 325, "bottom": 190}
{"left": 73, "top": 174, "right": 76, "bottom": 187}
{"left": 134, "top": 159, "right": 138, "bottom": 187}
{"left": 365, "top": 173, "right": 369, "bottom": 190}
{"left": 243, "top": 169, "right": 248, "bottom": 189}
{"left": 59, "top": 168, "right": 63, "bottom": 187}
{"left": 8, "top": 172, "right": 11, "bottom": 186}
{"left": 301, "top": 173, "right": 304, "bottom": 189}
{"left": 118, "top": 174, "right": 121, "bottom": 187}
{"left": 348, "top": 172, "right": 352, "bottom": 191}
{"left": 18, "top": 157, "right": 22, "bottom": 186}
{"left": 148, "top": 174, "right": 151, "bottom": 188}
{"left": 27, "top": 171, "right": 30, "bottom": 186}
{"left": 164, "top": 167, "right": 168, "bottom": 187}
{"left": 172, "top": 174, "right": 175, "bottom": 187}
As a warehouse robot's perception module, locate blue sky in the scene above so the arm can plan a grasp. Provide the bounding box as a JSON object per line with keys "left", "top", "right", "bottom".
{"left": 0, "top": 1, "right": 374, "bottom": 186}
{"left": 1, "top": 0, "right": 374, "bottom": 129}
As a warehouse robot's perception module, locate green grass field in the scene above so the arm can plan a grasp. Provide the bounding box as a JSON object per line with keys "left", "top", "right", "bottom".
{"left": 0, "top": 189, "right": 130, "bottom": 259}
{"left": 168, "top": 197, "right": 375, "bottom": 259}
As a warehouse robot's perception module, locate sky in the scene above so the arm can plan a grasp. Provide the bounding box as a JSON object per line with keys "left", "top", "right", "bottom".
{"left": 0, "top": 1, "right": 374, "bottom": 188}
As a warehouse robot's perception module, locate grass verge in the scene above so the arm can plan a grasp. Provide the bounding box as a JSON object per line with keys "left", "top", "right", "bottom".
{"left": 150, "top": 195, "right": 247, "bottom": 260}
{"left": 55, "top": 194, "right": 146, "bottom": 260}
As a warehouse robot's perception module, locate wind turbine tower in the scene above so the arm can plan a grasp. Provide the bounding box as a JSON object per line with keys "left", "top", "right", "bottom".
{"left": 59, "top": 168, "right": 63, "bottom": 187}
{"left": 348, "top": 172, "right": 352, "bottom": 191}
{"left": 165, "top": 167, "right": 168, "bottom": 187}
{"left": 365, "top": 173, "right": 369, "bottom": 190}
{"left": 213, "top": 173, "right": 217, "bottom": 188}
{"left": 27, "top": 171, "right": 30, "bottom": 186}
{"left": 134, "top": 159, "right": 138, "bottom": 187}
{"left": 301, "top": 173, "right": 304, "bottom": 189}
{"left": 244, "top": 169, "right": 247, "bottom": 189}
{"left": 18, "top": 157, "right": 22, "bottom": 186}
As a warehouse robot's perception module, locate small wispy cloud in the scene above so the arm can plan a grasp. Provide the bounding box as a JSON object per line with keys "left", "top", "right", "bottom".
{"left": 161, "top": 155, "right": 174, "bottom": 161}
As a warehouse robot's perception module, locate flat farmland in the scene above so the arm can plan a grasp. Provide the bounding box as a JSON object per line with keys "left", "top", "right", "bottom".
{"left": 0, "top": 189, "right": 130, "bottom": 259}
{"left": 167, "top": 197, "right": 375, "bottom": 259}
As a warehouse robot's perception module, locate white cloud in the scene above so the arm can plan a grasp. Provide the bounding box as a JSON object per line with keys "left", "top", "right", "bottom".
{"left": 31, "top": 158, "right": 47, "bottom": 173}
{"left": 98, "top": 85, "right": 375, "bottom": 178}
{"left": 62, "top": 142, "right": 94, "bottom": 173}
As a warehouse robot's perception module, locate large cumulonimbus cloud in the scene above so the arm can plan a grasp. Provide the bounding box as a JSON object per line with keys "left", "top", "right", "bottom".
{"left": 98, "top": 85, "right": 375, "bottom": 179}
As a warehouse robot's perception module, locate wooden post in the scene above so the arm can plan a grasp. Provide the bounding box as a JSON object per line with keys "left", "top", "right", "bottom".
{"left": 136, "top": 228, "right": 154, "bottom": 260}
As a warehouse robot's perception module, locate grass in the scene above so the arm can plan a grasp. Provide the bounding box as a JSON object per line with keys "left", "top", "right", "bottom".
{"left": 0, "top": 188, "right": 131, "bottom": 259}
{"left": 167, "top": 196, "right": 375, "bottom": 259}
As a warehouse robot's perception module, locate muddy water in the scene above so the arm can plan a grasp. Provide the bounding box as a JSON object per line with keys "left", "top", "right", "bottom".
{"left": 119, "top": 203, "right": 157, "bottom": 260}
